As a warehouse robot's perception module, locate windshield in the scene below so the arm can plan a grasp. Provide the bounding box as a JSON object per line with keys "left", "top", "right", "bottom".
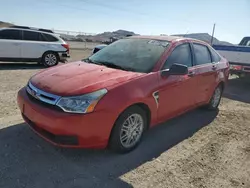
{"left": 86, "top": 38, "right": 169, "bottom": 73}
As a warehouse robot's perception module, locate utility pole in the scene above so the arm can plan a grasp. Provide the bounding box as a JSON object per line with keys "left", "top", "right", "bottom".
{"left": 184, "top": 30, "right": 189, "bottom": 38}
{"left": 211, "top": 23, "right": 216, "bottom": 45}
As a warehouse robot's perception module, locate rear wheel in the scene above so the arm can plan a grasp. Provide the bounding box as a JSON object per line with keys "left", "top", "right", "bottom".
{"left": 109, "top": 106, "right": 147, "bottom": 153}
{"left": 42, "top": 52, "right": 59, "bottom": 67}
{"left": 205, "top": 85, "right": 223, "bottom": 110}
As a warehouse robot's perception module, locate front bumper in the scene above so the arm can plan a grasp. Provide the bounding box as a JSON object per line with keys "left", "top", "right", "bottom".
{"left": 17, "top": 87, "right": 115, "bottom": 149}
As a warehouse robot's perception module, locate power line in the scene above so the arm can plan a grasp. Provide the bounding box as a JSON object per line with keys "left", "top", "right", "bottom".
{"left": 73, "top": 0, "right": 201, "bottom": 24}
{"left": 39, "top": 0, "right": 146, "bottom": 18}
{"left": 31, "top": 0, "right": 217, "bottom": 36}
{"left": 39, "top": 0, "right": 195, "bottom": 24}
{"left": 75, "top": 0, "right": 149, "bottom": 17}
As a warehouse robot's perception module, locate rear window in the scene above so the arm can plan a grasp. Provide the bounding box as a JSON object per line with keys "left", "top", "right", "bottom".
{"left": 42, "top": 33, "right": 58, "bottom": 42}
{"left": 239, "top": 37, "right": 250, "bottom": 46}
{"left": 0, "top": 29, "right": 21, "bottom": 40}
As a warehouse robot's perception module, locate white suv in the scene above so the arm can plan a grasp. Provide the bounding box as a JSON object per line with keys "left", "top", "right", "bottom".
{"left": 0, "top": 26, "right": 70, "bottom": 67}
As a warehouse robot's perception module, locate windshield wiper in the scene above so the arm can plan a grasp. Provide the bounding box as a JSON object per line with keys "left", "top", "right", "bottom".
{"left": 82, "top": 58, "right": 99, "bottom": 64}
{"left": 82, "top": 59, "right": 134, "bottom": 71}
{"left": 96, "top": 61, "right": 134, "bottom": 71}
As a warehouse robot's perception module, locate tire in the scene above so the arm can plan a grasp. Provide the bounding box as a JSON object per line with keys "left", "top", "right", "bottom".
{"left": 109, "top": 106, "right": 148, "bottom": 153}
{"left": 41, "top": 52, "right": 59, "bottom": 67}
{"left": 205, "top": 85, "right": 223, "bottom": 110}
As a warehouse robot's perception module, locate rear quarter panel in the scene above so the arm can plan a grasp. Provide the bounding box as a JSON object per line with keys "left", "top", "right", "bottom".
{"left": 207, "top": 58, "right": 230, "bottom": 103}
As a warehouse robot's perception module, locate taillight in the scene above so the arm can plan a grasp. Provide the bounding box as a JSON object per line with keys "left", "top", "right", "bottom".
{"left": 62, "top": 44, "right": 69, "bottom": 52}
{"left": 230, "top": 65, "right": 242, "bottom": 70}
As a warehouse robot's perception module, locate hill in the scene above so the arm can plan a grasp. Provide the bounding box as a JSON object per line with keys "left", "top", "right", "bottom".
{"left": 0, "top": 21, "right": 14, "bottom": 28}
{"left": 172, "top": 33, "right": 233, "bottom": 45}
{"left": 0, "top": 21, "right": 233, "bottom": 45}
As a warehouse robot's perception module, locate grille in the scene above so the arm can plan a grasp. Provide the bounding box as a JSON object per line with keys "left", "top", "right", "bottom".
{"left": 26, "top": 91, "right": 62, "bottom": 111}
{"left": 26, "top": 82, "right": 62, "bottom": 111}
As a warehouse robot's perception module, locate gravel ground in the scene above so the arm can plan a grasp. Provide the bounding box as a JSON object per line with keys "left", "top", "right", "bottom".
{"left": 0, "top": 50, "right": 249, "bottom": 188}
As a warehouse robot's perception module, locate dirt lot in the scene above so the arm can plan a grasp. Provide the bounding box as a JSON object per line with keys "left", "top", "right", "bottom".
{"left": 0, "top": 50, "right": 249, "bottom": 188}
{"left": 68, "top": 41, "right": 101, "bottom": 50}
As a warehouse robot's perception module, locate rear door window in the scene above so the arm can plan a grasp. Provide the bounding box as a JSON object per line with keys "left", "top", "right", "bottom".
{"left": 209, "top": 48, "right": 221, "bottom": 63}
{"left": 162, "top": 43, "right": 193, "bottom": 70}
{"left": 193, "top": 43, "right": 212, "bottom": 65}
{"left": 42, "top": 33, "right": 58, "bottom": 42}
{"left": 0, "top": 29, "right": 21, "bottom": 40}
{"left": 23, "top": 30, "right": 40, "bottom": 41}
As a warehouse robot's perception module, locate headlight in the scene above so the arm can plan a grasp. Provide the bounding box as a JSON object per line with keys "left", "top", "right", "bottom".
{"left": 56, "top": 89, "right": 107, "bottom": 113}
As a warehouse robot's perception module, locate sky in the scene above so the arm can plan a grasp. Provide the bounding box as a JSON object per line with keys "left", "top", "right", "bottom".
{"left": 0, "top": 0, "right": 249, "bottom": 44}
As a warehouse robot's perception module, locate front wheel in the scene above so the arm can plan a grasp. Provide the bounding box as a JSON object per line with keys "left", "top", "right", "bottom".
{"left": 42, "top": 52, "right": 59, "bottom": 67}
{"left": 109, "top": 106, "right": 147, "bottom": 153}
{"left": 205, "top": 85, "right": 223, "bottom": 110}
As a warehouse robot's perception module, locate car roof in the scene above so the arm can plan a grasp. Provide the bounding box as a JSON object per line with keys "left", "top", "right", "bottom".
{"left": 129, "top": 35, "right": 207, "bottom": 44}
{"left": 10, "top": 26, "right": 54, "bottom": 33}
{"left": 0, "top": 27, "right": 65, "bottom": 42}
{"left": 0, "top": 27, "right": 56, "bottom": 35}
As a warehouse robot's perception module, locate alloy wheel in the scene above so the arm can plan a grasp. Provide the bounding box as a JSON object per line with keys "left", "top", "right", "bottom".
{"left": 45, "top": 53, "right": 57, "bottom": 66}
{"left": 211, "top": 87, "right": 222, "bottom": 108}
{"left": 120, "top": 113, "right": 144, "bottom": 148}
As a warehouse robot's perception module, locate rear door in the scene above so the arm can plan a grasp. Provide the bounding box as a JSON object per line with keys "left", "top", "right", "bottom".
{"left": 0, "top": 29, "right": 22, "bottom": 58}
{"left": 191, "top": 43, "right": 217, "bottom": 104}
{"left": 21, "top": 30, "right": 47, "bottom": 59}
{"left": 157, "top": 43, "right": 199, "bottom": 122}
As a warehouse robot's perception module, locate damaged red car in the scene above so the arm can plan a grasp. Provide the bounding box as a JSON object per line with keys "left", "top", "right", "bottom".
{"left": 17, "top": 36, "right": 229, "bottom": 153}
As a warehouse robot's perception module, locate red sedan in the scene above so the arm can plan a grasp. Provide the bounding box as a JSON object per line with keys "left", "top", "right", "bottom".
{"left": 17, "top": 36, "right": 229, "bottom": 153}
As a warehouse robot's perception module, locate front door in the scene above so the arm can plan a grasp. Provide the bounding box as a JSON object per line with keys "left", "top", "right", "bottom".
{"left": 0, "top": 29, "right": 22, "bottom": 58}
{"left": 157, "top": 43, "right": 199, "bottom": 123}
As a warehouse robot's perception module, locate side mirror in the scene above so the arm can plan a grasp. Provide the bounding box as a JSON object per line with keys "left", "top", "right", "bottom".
{"left": 161, "top": 63, "right": 188, "bottom": 77}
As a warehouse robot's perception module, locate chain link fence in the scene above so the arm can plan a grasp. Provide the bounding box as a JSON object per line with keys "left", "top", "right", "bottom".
{"left": 52, "top": 29, "right": 101, "bottom": 50}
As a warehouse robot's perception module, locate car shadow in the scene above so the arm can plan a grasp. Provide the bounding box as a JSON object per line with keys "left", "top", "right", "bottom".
{"left": 0, "top": 109, "right": 218, "bottom": 188}
{"left": 223, "top": 77, "right": 250, "bottom": 104}
{"left": 0, "top": 63, "right": 45, "bottom": 70}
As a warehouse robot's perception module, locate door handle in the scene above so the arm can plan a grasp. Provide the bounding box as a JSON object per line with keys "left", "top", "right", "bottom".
{"left": 188, "top": 71, "right": 195, "bottom": 77}
{"left": 13, "top": 43, "right": 20, "bottom": 46}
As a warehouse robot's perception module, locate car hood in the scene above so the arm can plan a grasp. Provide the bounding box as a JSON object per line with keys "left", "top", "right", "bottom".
{"left": 30, "top": 61, "right": 144, "bottom": 96}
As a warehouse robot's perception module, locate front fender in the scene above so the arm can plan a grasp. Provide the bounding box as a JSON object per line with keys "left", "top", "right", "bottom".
{"left": 96, "top": 73, "right": 159, "bottom": 127}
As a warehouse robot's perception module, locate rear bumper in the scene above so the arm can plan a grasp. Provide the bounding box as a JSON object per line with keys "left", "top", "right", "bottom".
{"left": 230, "top": 65, "right": 250, "bottom": 75}
{"left": 17, "top": 87, "right": 116, "bottom": 149}
{"left": 58, "top": 51, "right": 70, "bottom": 62}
